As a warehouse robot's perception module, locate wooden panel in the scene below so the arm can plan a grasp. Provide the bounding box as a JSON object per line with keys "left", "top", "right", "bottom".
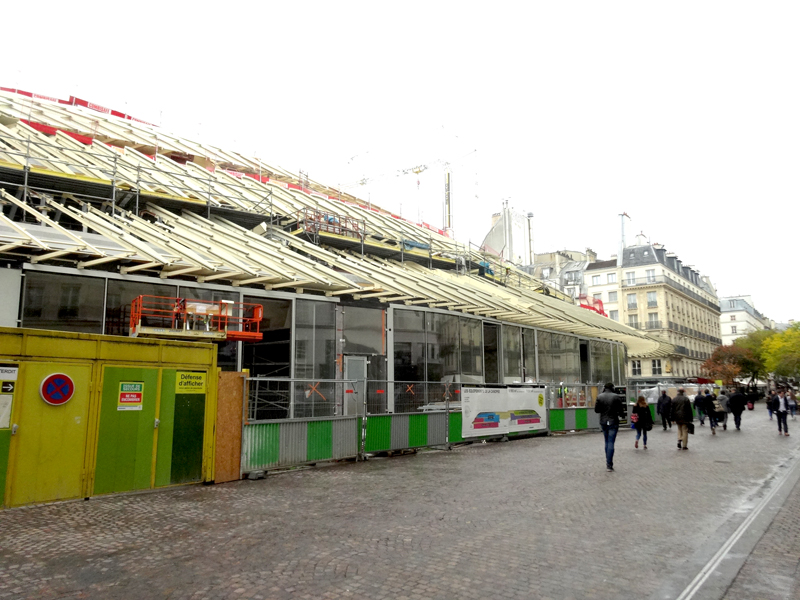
{"left": 214, "top": 372, "right": 244, "bottom": 483}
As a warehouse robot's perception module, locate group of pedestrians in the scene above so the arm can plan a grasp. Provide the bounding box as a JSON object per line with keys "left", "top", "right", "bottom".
{"left": 594, "top": 382, "right": 775, "bottom": 472}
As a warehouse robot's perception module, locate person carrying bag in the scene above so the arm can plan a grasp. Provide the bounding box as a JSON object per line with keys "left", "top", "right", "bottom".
{"left": 632, "top": 396, "right": 654, "bottom": 449}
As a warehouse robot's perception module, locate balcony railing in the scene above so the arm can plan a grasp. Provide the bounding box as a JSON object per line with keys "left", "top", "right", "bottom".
{"left": 627, "top": 322, "right": 641, "bottom": 330}
{"left": 621, "top": 275, "right": 721, "bottom": 312}
{"left": 645, "top": 320, "right": 662, "bottom": 330}
{"left": 647, "top": 301, "right": 658, "bottom": 308}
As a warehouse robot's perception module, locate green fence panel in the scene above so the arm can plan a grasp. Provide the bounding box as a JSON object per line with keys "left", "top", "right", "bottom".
{"left": 365, "top": 415, "right": 392, "bottom": 452}
{"left": 307, "top": 420, "right": 334, "bottom": 461}
{"left": 448, "top": 412, "right": 463, "bottom": 443}
{"left": 549, "top": 409, "right": 565, "bottom": 431}
{"left": 408, "top": 414, "right": 428, "bottom": 448}
{"left": 242, "top": 423, "right": 280, "bottom": 471}
{"left": 94, "top": 367, "right": 160, "bottom": 495}
{"left": 574, "top": 409, "right": 588, "bottom": 430}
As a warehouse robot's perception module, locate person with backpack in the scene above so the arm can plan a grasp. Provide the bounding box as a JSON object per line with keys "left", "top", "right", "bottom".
{"left": 631, "top": 396, "right": 654, "bottom": 449}
{"left": 656, "top": 390, "right": 672, "bottom": 430}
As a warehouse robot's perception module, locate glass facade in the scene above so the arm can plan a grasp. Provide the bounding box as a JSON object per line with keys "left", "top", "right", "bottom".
{"left": 22, "top": 272, "right": 105, "bottom": 334}
{"left": 393, "top": 309, "right": 426, "bottom": 382}
{"left": 106, "top": 280, "right": 177, "bottom": 336}
{"left": 502, "top": 325, "right": 522, "bottom": 380}
{"left": 294, "top": 300, "right": 335, "bottom": 418}
{"left": 459, "top": 317, "right": 483, "bottom": 383}
{"left": 590, "top": 340, "right": 614, "bottom": 384}
{"left": 180, "top": 286, "right": 240, "bottom": 371}
{"left": 522, "top": 329, "right": 537, "bottom": 381}
{"left": 426, "top": 312, "right": 460, "bottom": 382}
{"left": 343, "top": 306, "right": 384, "bottom": 355}
{"left": 242, "top": 296, "right": 291, "bottom": 378}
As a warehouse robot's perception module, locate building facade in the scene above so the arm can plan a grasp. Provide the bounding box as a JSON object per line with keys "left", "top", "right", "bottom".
{"left": 586, "top": 236, "right": 721, "bottom": 383}
{"left": 719, "top": 296, "right": 773, "bottom": 345}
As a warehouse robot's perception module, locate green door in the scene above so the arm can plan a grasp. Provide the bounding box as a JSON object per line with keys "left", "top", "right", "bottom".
{"left": 94, "top": 367, "right": 160, "bottom": 495}
{"left": 155, "top": 369, "right": 207, "bottom": 486}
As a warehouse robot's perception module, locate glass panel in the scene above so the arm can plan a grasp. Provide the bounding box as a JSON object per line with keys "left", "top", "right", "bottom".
{"left": 343, "top": 306, "right": 384, "bottom": 355}
{"left": 536, "top": 331, "right": 553, "bottom": 382}
{"left": 590, "top": 340, "right": 614, "bottom": 384}
{"left": 105, "top": 279, "right": 177, "bottom": 336}
{"left": 483, "top": 323, "right": 500, "bottom": 384}
{"left": 426, "top": 312, "right": 459, "bottom": 382}
{"left": 459, "top": 317, "right": 483, "bottom": 382}
{"left": 294, "top": 300, "right": 335, "bottom": 418}
{"left": 522, "top": 329, "right": 536, "bottom": 382}
{"left": 393, "top": 309, "right": 426, "bottom": 382}
{"left": 22, "top": 272, "right": 104, "bottom": 334}
{"left": 180, "top": 287, "right": 240, "bottom": 371}
{"left": 243, "top": 296, "right": 291, "bottom": 378}
{"left": 502, "top": 325, "right": 522, "bottom": 380}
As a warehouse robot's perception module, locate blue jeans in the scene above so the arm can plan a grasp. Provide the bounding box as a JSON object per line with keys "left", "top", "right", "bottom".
{"left": 601, "top": 422, "right": 619, "bottom": 468}
{"left": 635, "top": 427, "right": 648, "bottom": 445}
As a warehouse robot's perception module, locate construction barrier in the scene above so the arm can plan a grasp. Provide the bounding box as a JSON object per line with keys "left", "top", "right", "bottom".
{"left": 0, "top": 327, "right": 216, "bottom": 508}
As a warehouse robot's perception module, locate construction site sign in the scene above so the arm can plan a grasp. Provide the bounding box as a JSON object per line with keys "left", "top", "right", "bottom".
{"left": 118, "top": 382, "right": 144, "bottom": 411}
{"left": 176, "top": 372, "right": 206, "bottom": 395}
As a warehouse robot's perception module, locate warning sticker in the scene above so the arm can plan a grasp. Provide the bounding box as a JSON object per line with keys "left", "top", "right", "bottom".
{"left": 118, "top": 382, "right": 144, "bottom": 411}
{"left": 176, "top": 372, "right": 206, "bottom": 395}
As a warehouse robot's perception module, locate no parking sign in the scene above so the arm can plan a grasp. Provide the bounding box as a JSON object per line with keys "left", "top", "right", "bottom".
{"left": 40, "top": 373, "right": 75, "bottom": 406}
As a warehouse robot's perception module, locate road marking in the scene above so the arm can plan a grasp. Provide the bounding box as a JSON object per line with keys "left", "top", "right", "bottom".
{"left": 676, "top": 452, "right": 800, "bottom": 600}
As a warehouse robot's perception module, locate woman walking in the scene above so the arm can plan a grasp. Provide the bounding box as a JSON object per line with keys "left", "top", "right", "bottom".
{"left": 788, "top": 389, "right": 797, "bottom": 420}
{"left": 632, "top": 396, "right": 654, "bottom": 449}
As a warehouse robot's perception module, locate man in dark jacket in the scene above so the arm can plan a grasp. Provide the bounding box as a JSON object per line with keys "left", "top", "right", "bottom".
{"left": 703, "top": 390, "right": 719, "bottom": 435}
{"left": 693, "top": 391, "right": 706, "bottom": 425}
{"left": 672, "top": 388, "right": 694, "bottom": 450}
{"left": 594, "top": 382, "right": 623, "bottom": 472}
{"left": 728, "top": 388, "right": 746, "bottom": 430}
{"left": 656, "top": 390, "right": 672, "bottom": 430}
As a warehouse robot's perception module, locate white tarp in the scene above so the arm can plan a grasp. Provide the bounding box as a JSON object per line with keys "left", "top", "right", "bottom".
{"left": 461, "top": 386, "right": 547, "bottom": 438}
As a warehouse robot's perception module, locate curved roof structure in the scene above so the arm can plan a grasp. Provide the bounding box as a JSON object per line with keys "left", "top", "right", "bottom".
{"left": 0, "top": 89, "right": 672, "bottom": 357}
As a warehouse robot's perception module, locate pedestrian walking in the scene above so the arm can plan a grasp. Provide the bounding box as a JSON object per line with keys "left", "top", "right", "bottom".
{"left": 673, "top": 387, "right": 694, "bottom": 450}
{"left": 657, "top": 390, "right": 672, "bottom": 430}
{"left": 771, "top": 390, "right": 790, "bottom": 437}
{"left": 694, "top": 391, "right": 706, "bottom": 426}
{"left": 632, "top": 396, "right": 654, "bottom": 449}
{"left": 703, "top": 389, "right": 719, "bottom": 435}
{"left": 717, "top": 388, "right": 730, "bottom": 430}
{"left": 594, "top": 382, "right": 623, "bottom": 471}
{"left": 728, "top": 388, "right": 746, "bottom": 430}
{"left": 788, "top": 389, "right": 797, "bottom": 420}
{"left": 767, "top": 389, "right": 776, "bottom": 420}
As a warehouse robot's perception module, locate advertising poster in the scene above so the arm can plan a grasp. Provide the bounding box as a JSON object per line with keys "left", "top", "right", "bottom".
{"left": 461, "top": 386, "right": 548, "bottom": 439}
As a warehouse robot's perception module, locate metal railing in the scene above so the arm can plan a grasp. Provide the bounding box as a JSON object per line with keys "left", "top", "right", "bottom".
{"left": 246, "top": 378, "right": 361, "bottom": 421}
{"left": 645, "top": 320, "right": 662, "bottom": 330}
{"left": 621, "top": 274, "right": 720, "bottom": 312}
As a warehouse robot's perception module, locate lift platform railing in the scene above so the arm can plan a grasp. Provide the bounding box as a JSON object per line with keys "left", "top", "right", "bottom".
{"left": 129, "top": 295, "right": 263, "bottom": 342}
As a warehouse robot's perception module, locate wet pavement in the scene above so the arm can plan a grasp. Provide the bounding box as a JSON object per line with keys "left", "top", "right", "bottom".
{"left": 1, "top": 408, "right": 798, "bottom": 600}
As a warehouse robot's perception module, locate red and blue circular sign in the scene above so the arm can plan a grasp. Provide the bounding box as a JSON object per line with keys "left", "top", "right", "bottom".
{"left": 40, "top": 373, "right": 76, "bottom": 406}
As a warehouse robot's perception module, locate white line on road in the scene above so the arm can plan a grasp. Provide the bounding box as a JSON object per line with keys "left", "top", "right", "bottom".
{"left": 675, "top": 451, "right": 800, "bottom": 600}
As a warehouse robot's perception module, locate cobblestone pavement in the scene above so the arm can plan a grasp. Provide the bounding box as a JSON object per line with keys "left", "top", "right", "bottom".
{"left": 1, "top": 409, "right": 798, "bottom": 600}
{"left": 722, "top": 418, "right": 800, "bottom": 600}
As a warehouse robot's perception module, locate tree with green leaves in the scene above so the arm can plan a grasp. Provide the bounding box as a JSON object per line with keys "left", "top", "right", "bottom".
{"left": 762, "top": 323, "right": 800, "bottom": 379}
{"left": 733, "top": 329, "right": 775, "bottom": 384}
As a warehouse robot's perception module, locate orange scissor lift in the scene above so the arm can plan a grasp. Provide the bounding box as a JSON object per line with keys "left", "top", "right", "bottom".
{"left": 129, "top": 295, "right": 263, "bottom": 342}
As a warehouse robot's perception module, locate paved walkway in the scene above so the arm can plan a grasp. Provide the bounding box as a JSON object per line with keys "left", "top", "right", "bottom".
{"left": 1, "top": 409, "right": 798, "bottom": 600}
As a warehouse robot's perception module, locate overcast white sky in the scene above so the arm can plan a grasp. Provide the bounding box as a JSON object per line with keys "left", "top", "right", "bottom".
{"left": 4, "top": 1, "right": 798, "bottom": 321}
